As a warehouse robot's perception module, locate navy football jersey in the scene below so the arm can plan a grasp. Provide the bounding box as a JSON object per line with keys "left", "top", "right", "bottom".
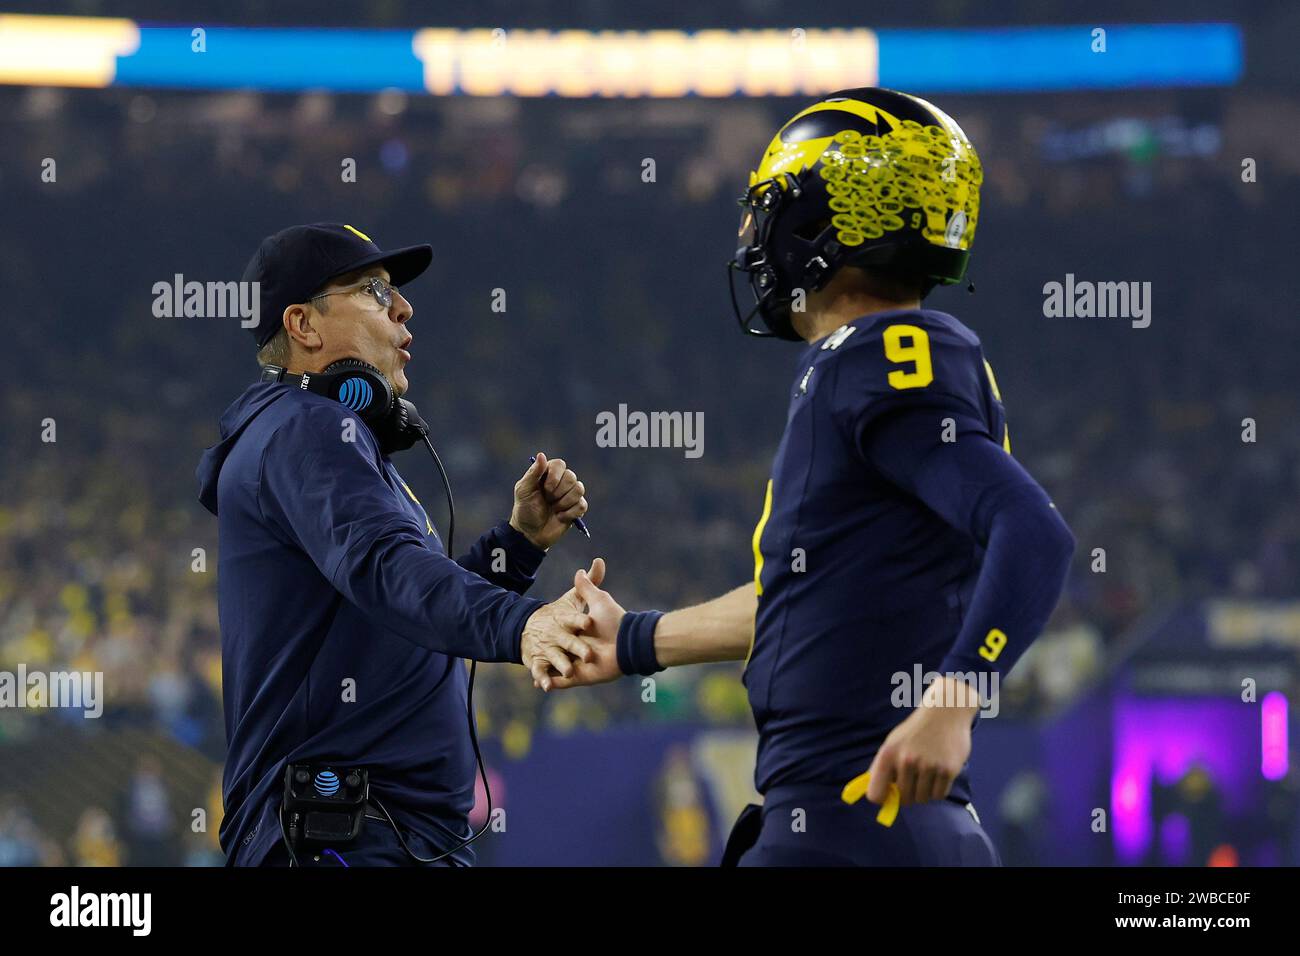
{"left": 745, "top": 307, "right": 1012, "bottom": 798}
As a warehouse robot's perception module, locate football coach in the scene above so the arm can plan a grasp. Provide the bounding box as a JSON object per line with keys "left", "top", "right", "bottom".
{"left": 197, "top": 223, "right": 599, "bottom": 866}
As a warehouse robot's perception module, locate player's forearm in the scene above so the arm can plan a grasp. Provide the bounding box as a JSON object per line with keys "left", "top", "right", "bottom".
{"left": 654, "top": 584, "right": 756, "bottom": 667}
{"left": 939, "top": 493, "right": 1075, "bottom": 679}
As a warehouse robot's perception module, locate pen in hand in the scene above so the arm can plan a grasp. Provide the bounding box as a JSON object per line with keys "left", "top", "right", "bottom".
{"left": 529, "top": 456, "right": 591, "bottom": 539}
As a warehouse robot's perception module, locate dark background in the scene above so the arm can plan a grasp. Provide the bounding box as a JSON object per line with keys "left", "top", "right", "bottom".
{"left": 0, "top": 1, "right": 1297, "bottom": 866}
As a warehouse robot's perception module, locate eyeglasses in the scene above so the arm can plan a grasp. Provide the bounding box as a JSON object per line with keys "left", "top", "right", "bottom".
{"left": 310, "top": 276, "right": 398, "bottom": 310}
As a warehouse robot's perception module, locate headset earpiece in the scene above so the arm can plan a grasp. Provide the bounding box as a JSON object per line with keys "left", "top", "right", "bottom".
{"left": 261, "top": 358, "right": 422, "bottom": 457}
{"left": 315, "top": 359, "right": 395, "bottom": 427}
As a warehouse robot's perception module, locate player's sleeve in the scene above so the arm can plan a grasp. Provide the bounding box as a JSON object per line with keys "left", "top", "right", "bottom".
{"left": 456, "top": 522, "right": 547, "bottom": 595}
{"left": 256, "top": 403, "right": 543, "bottom": 663}
{"left": 832, "top": 351, "right": 1075, "bottom": 683}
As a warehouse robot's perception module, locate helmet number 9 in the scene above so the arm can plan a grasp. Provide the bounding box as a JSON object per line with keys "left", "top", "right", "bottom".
{"left": 883, "top": 324, "right": 934, "bottom": 390}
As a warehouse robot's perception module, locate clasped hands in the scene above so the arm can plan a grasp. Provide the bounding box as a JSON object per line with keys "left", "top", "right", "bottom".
{"left": 519, "top": 557, "right": 625, "bottom": 692}
{"left": 521, "top": 561, "right": 977, "bottom": 816}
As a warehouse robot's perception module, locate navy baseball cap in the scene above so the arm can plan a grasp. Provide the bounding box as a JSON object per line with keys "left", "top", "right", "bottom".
{"left": 242, "top": 222, "right": 433, "bottom": 349}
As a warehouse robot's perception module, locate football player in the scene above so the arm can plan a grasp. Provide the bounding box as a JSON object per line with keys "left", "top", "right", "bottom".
{"left": 546, "top": 88, "right": 1075, "bottom": 866}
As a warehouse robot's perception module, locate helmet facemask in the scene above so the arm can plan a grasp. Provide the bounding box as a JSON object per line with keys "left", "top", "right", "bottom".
{"left": 729, "top": 172, "right": 840, "bottom": 342}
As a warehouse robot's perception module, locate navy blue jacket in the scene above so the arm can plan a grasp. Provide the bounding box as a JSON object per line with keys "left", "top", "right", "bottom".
{"left": 196, "top": 382, "right": 546, "bottom": 865}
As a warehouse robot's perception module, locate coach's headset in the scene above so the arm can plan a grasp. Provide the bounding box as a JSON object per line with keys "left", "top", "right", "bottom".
{"left": 261, "top": 357, "right": 430, "bottom": 455}
{"left": 261, "top": 358, "right": 495, "bottom": 866}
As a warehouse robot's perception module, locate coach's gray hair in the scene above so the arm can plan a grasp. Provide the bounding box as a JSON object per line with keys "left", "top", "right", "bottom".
{"left": 255, "top": 327, "right": 290, "bottom": 368}
{"left": 255, "top": 295, "right": 329, "bottom": 368}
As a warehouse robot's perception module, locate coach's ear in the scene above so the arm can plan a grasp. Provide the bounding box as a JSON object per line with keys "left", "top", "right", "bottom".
{"left": 284, "top": 303, "right": 322, "bottom": 349}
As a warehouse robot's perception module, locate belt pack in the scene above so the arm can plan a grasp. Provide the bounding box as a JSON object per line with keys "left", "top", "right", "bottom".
{"left": 282, "top": 763, "right": 370, "bottom": 851}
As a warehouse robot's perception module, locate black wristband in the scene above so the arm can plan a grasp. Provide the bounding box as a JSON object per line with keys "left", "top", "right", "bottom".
{"left": 616, "top": 610, "right": 665, "bottom": 676}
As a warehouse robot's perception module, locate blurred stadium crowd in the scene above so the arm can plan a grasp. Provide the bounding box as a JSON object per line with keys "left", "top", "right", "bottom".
{"left": 1, "top": 63, "right": 1298, "bottom": 864}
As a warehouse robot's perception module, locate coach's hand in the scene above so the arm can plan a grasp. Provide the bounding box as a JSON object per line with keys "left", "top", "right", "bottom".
{"left": 510, "top": 452, "right": 588, "bottom": 551}
{"left": 533, "top": 563, "right": 625, "bottom": 692}
{"left": 864, "top": 675, "right": 980, "bottom": 808}
{"left": 521, "top": 558, "right": 607, "bottom": 691}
